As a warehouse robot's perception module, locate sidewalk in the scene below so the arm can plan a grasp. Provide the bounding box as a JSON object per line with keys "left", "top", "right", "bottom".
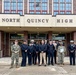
{"left": 0, "top": 57, "right": 76, "bottom": 75}
{"left": 0, "top": 57, "right": 69, "bottom": 65}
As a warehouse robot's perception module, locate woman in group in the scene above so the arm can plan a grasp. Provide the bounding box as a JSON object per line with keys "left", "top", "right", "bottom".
{"left": 57, "top": 42, "right": 66, "bottom": 65}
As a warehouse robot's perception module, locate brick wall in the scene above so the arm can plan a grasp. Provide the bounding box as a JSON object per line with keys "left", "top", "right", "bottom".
{"left": 48, "top": 31, "right": 52, "bottom": 40}
{"left": 49, "top": 0, "right": 52, "bottom": 14}
{"left": 24, "top": 0, "right": 27, "bottom": 14}
{"left": 73, "top": 0, "right": 76, "bottom": 14}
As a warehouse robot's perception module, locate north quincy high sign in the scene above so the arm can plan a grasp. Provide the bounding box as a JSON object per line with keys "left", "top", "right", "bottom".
{"left": 2, "top": 18, "right": 20, "bottom": 22}
{"left": 57, "top": 19, "right": 73, "bottom": 23}
{"left": 27, "top": 19, "right": 49, "bottom": 23}
{"left": 1, "top": 14, "right": 75, "bottom": 27}
{"left": 2, "top": 18, "right": 73, "bottom": 24}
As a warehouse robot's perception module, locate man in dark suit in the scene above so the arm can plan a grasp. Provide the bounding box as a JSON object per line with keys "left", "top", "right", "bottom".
{"left": 39, "top": 40, "right": 47, "bottom": 66}
{"left": 47, "top": 40, "right": 55, "bottom": 65}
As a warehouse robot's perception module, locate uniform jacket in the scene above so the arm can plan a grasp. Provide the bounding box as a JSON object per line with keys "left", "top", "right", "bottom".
{"left": 28, "top": 45, "right": 34, "bottom": 54}
{"left": 45, "top": 43, "right": 48, "bottom": 52}
{"left": 57, "top": 46, "right": 66, "bottom": 55}
{"left": 35, "top": 44, "right": 39, "bottom": 52}
{"left": 11, "top": 44, "right": 20, "bottom": 54}
{"left": 47, "top": 44, "right": 55, "bottom": 53}
{"left": 68, "top": 44, "right": 76, "bottom": 53}
{"left": 20, "top": 44, "right": 28, "bottom": 52}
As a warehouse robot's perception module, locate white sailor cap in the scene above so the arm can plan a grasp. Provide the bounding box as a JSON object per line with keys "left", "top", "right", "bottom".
{"left": 30, "top": 39, "right": 34, "bottom": 42}
{"left": 60, "top": 42, "right": 63, "bottom": 45}
{"left": 70, "top": 40, "right": 74, "bottom": 43}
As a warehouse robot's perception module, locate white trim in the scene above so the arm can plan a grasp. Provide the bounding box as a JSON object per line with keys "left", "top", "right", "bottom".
{"left": 0, "top": 32, "right": 1, "bottom": 50}
{"left": 52, "top": 0, "right": 54, "bottom": 15}
{"left": 47, "top": 0, "right": 49, "bottom": 13}
{"left": 72, "top": 0, "right": 73, "bottom": 14}
{"left": 2, "top": 0, "right": 4, "bottom": 13}
{"left": 27, "top": 0, "right": 29, "bottom": 13}
{"left": 23, "top": 0, "right": 24, "bottom": 15}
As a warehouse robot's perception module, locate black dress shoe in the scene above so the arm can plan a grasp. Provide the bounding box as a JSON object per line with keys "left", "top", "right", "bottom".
{"left": 52, "top": 64, "right": 54, "bottom": 66}
{"left": 44, "top": 65, "right": 46, "bottom": 67}
{"left": 48, "top": 64, "right": 50, "bottom": 65}
{"left": 38, "top": 65, "right": 41, "bottom": 66}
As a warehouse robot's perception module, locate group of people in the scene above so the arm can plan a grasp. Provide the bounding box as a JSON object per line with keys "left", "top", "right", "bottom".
{"left": 10, "top": 39, "right": 76, "bottom": 68}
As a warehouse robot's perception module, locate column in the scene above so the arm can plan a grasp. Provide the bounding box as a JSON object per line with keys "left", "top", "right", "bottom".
{"left": 48, "top": 31, "right": 52, "bottom": 40}
{"left": 73, "top": 32, "right": 76, "bottom": 44}
{"left": 0, "top": 31, "right": 4, "bottom": 57}
{"left": 66, "top": 33, "right": 70, "bottom": 56}
{"left": 24, "top": 31, "right": 28, "bottom": 40}
{"left": 6, "top": 33, "right": 10, "bottom": 57}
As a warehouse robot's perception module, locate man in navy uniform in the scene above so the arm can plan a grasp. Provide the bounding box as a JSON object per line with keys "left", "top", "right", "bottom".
{"left": 68, "top": 40, "right": 76, "bottom": 65}
{"left": 53, "top": 40, "right": 57, "bottom": 64}
{"left": 47, "top": 40, "right": 55, "bottom": 65}
{"left": 21, "top": 40, "right": 28, "bottom": 67}
{"left": 45, "top": 40, "right": 48, "bottom": 64}
{"left": 35, "top": 41, "right": 40, "bottom": 65}
{"left": 30, "top": 40, "right": 36, "bottom": 65}
{"left": 28, "top": 42, "right": 34, "bottom": 65}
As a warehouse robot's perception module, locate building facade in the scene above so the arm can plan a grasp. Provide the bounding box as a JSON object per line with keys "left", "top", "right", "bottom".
{"left": 0, "top": 0, "right": 76, "bottom": 57}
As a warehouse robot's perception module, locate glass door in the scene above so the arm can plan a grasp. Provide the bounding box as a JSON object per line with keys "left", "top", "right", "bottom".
{"left": 28, "top": 33, "right": 47, "bottom": 44}
{"left": 9, "top": 33, "right": 24, "bottom": 56}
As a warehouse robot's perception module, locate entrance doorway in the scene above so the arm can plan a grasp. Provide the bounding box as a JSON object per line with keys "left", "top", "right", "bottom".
{"left": 9, "top": 33, "right": 68, "bottom": 56}
{"left": 28, "top": 33, "right": 48, "bottom": 44}
{"left": 9, "top": 33, "right": 24, "bottom": 56}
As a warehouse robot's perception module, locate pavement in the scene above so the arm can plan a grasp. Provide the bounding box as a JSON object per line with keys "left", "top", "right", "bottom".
{"left": 0, "top": 57, "right": 76, "bottom": 75}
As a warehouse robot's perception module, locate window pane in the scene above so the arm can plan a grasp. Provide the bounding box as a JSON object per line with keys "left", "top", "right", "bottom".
{"left": 18, "top": 3, "right": 23, "bottom": 10}
{"left": 54, "top": 0, "right": 59, "bottom": 2}
{"left": 29, "top": 0, "right": 48, "bottom": 14}
{"left": 17, "top": 0, "right": 23, "bottom": 2}
{"left": 11, "top": 3, "right": 16, "bottom": 10}
{"left": 60, "top": 4, "right": 65, "bottom": 10}
{"left": 54, "top": 12, "right": 58, "bottom": 15}
{"left": 60, "top": 12, "right": 65, "bottom": 14}
{"left": 42, "top": 0, "right": 47, "bottom": 2}
{"left": 53, "top": 0, "right": 72, "bottom": 15}
{"left": 66, "top": 0, "right": 71, "bottom": 2}
{"left": 60, "top": 0, "right": 65, "bottom": 2}
{"left": 4, "top": 2, "right": 10, "bottom": 10}
{"left": 4, "top": 0, "right": 23, "bottom": 15}
{"left": 29, "top": 0, "right": 34, "bottom": 2}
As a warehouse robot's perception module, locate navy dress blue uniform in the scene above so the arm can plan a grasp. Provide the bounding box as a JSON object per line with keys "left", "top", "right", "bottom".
{"left": 47, "top": 44, "right": 55, "bottom": 65}
{"left": 35, "top": 44, "right": 40, "bottom": 64}
{"left": 21, "top": 44, "right": 28, "bottom": 66}
{"left": 32, "top": 44, "right": 36, "bottom": 65}
{"left": 68, "top": 44, "right": 76, "bottom": 65}
{"left": 28, "top": 44, "right": 34, "bottom": 65}
{"left": 45, "top": 43, "right": 48, "bottom": 64}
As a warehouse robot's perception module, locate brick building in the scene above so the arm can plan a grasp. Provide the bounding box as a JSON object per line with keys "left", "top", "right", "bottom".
{"left": 0, "top": 0, "right": 76, "bottom": 57}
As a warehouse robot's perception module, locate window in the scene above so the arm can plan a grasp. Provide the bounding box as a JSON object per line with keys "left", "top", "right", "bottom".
{"left": 4, "top": 0, "right": 23, "bottom": 15}
{"left": 29, "top": 0, "right": 48, "bottom": 14}
{"left": 53, "top": 0, "right": 72, "bottom": 15}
